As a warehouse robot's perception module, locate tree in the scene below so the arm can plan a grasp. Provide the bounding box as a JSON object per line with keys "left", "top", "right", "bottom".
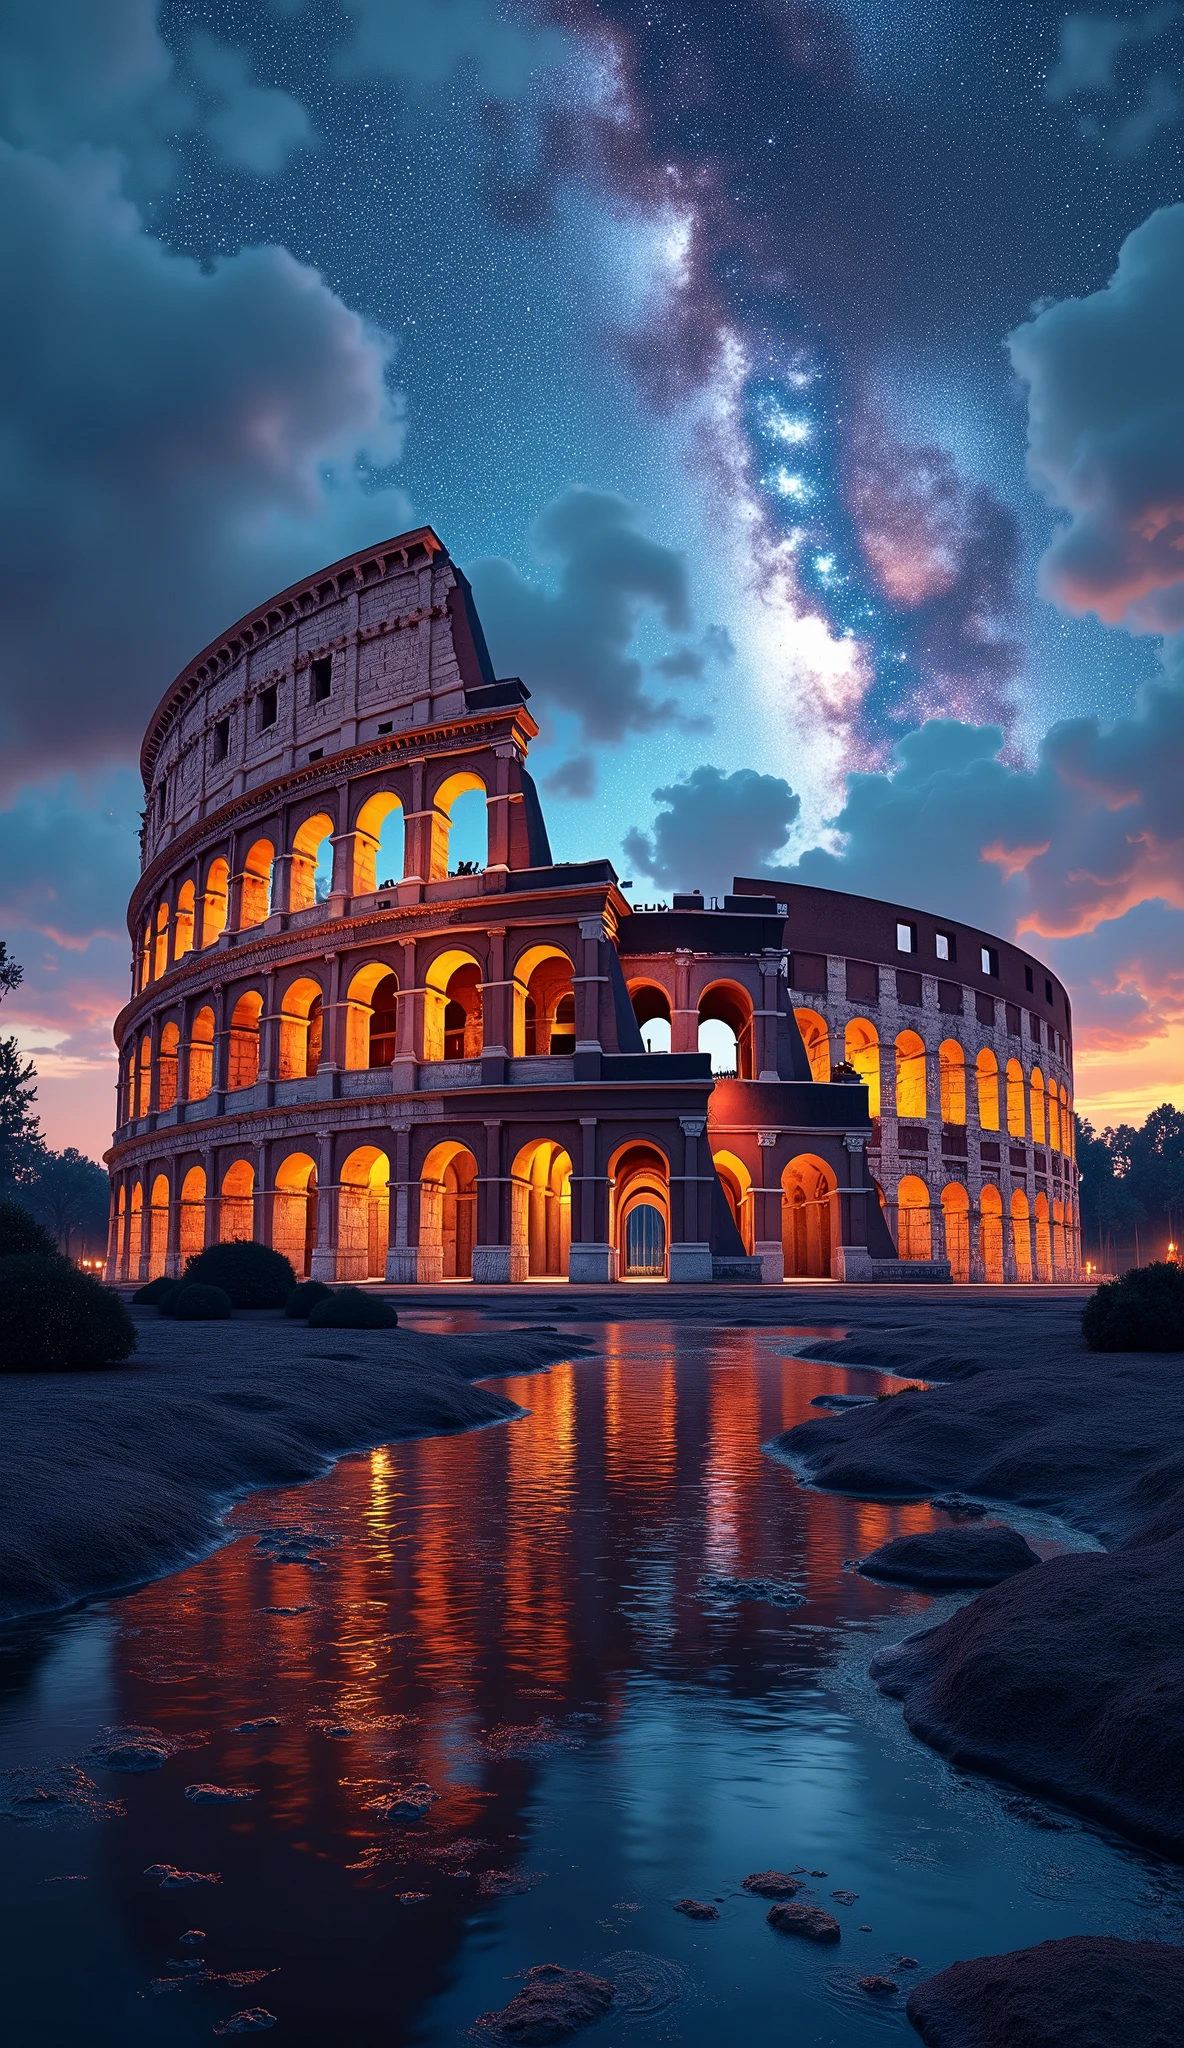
{"left": 1130, "top": 1105, "right": 1184, "bottom": 1249}
{"left": 1077, "top": 1115, "right": 1143, "bottom": 1266}
{"left": 25, "top": 1148, "right": 111, "bottom": 1259}
{"left": 0, "top": 944, "right": 42, "bottom": 1188}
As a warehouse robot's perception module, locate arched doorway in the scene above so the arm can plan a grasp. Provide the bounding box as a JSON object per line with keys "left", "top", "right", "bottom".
{"left": 423, "top": 951, "right": 483, "bottom": 1061}
{"left": 630, "top": 982, "right": 671, "bottom": 1054}
{"left": 228, "top": 991, "right": 262, "bottom": 1091}
{"left": 279, "top": 978, "right": 323, "bottom": 1079}
{"left": 512, "top": 946, "right": 576, "bottom": 1057}
{"left": 273, "top": 1153, "right": 317, "bottom": 1275}
{"left": 1034, "top": 1191, "right": 1052, "bottom": 1281}
{"left": 895, "top": 1175, "right": 931, "bottom": 1260}
{"left": 699, "top": 982, "right": 754, "bottom": 1076}
{"left": 795, "top": 1008, "right": 831, "bottom": 1084}
{"left": 220, "top": 1159, "right": 255, "bottom": 1244}
{"left": 713, "top": 1149, "right": 753, "bottom": 1253}
{"left": 980, "top": 1183, "right": 1004, "bottom": 1283}
{"left": 338, "top": 1146, "right": 391, "bottom": 1280}
{"left": 343, "top": 962, "right": 399, "bottom": 1069}
{"left": 180, "top": 1166, "right": 206, "bottom": 1262}
{"left": 844, "top": 1019, "right": 880, "bottom": 1113}
{"left": 1011, "top": 1189, "right": 1033, "bottom": 1283}
{"left": 781, "top": 1153, "right": 836, "bottom": 1277}
{"left": 511, "top": 1140, "right": 573, "bottom": 1277}
{"left": 148, "top": 1174, "right": 169, "bottom": 1279}
{"left": 420, "top": 1141, "right": 478, "bottom": 1279}
{"left": 611, "top": 1143, "right": 670, "bottom": 1280}
{"left": 942, "top": 1182, "right": 971, "bottom": 1281}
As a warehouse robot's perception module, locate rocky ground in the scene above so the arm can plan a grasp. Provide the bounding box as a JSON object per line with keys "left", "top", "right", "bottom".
{"left": 0, "top": 1312, "right": 584, "bottom": 1622}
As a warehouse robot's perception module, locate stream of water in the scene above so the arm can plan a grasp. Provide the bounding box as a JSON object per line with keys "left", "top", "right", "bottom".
{"left": 3, "top": 1320, "right": 1181, "bottom": 2045}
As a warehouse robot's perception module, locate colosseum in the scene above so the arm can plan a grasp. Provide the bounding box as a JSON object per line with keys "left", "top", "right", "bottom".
{"left": 106, "top": 526, "right": 1081, "bottom": 1288}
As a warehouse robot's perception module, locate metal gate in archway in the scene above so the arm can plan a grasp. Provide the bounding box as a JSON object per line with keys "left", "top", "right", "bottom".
{"left": 623, "top": 1202, "right": 666, "bottom": 1276}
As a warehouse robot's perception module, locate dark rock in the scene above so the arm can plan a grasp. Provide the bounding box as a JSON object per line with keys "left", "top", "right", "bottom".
{"left": 213, "top": 2011, "right": 277, "bottom": 2037}
{"left": 931, "top": 1493, "right": 988, "bottom": 1517}
{"left": 184, "top": 1783, "right": 256, "bottom": 1804}
{"left": 895, "top": 1955, "right": 919, "bottom": 1968}
{"left": 367, "top": 1782, "right": 435, "bottom": 1822}
{"left": 699, "top": 1573, "right": 804, "bottom": 1607}
{"left": 906, "top": 1935, "right": 1184, "bottom": 2047}
{"left": 143, "top": 1865, "right": 221, "bottom": 1888}
{"left": 859, "top": 1976, "right": 898, "bottom": 1997}
{"left": 483, "top": 1963, "right": 615, "bottom": 2043}
{"left": 809, "top": 1393, "right": 877, "bottom": 1409}
{"left": 766, "top": 1902, "right": 841, "bottom": 1943}
{"left": 178, "top": 1930, "right": 206, "bottom": 1946}
{"left": 93, "top": 1740, "right": 169, "bottom": 1772}
{"left": 742, "top": 1870, "right": 804, "bottom": 1898}
{"left": 232, "top": 1718, "right": 281, "bottom": 1733}
{"left": 858, "top": 1526, "right": 1041, "bottom": 1589}
{"left": 831, "top": 1889, "right": 858, "bottom": 1904}
{"left": 674, "top": 1899, "right": 719, "bottom": 1920}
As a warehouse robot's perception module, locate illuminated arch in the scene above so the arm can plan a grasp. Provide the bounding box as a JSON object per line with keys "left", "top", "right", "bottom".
{"left": 895, "top": 1174, "right": 931, "bottom": 1261}
{"left": 272, "top": 1151, "right": 316, "bottom": 1275}
{"left": 116, "top": 1184, "right": 127, "bottom": 1277}
{"left": 511, "top": 1139, "right": 573, "bottom": 1277}
{"left": 629, "top": 981, "right": 672, "bottom": 1053}
{"left": 338, "top": 1145, "right": 391, "bottom": 1281}
{"left": 188, "top": 1005, "right": 214, "bottom": 1102}
{"left": 343, "top": 961, "right": 399, "bottom": 1070}
{"left": 239, "top": 839, "right": 275, "bottom": 929}
{"left": 782, "top": 1152, "right": 836, "bottom": 1277}
{"left": 512, "top": 944, "right": 575, "bottom": 1057}
{"left": 1061, "top": 1084, "right": 1074, "bottom": 1160}
{"left": 795, "top": 1007, "right": 831, "bottom": 1084}
{"left": 139, "top": 919, "right": 152, "bottom": 992}
{"left": 148, "top": 1173, "right": 170, "bottom": 1279}
{"left": 137, "top": 1033, "right": 152, "bottom": 1118}
{"left": 941, "top": 1181, "right": 971, "bottom": 1281}
{"left": 1052, "top": 1195, "right": 1067, "bottom": 1277}
{"left": 1048, "top": 1076, "right": 1061, "bottom": 1153}
{"left": 290, "top": 812, "right": 335, "bottom": 912}
{"left": 278, "top": 976, "right": 323, "bottom": 1080}
{"left": 201, "top": 857, "right": 229, "bottom": 947}
{"left": 713, "top": 1148, "right": 754, "bottom": 1254}
{"left": 980, "top": 1182, "right": 1004, "bottom": 1283}
{"left": 939, "top": 1039, "right": 966, "bottom": 1124}
{"left": 1030, "top": 1066, "right": 1046, "bottom": 1145}
{"left": 1034, "top": 1189, "right": 1052, "bottom": 1281}
{"left": 174, "top": 879, "right": 195, "bottom": 962}
{"left": 353, "top": 791, "right": 405, "bottom": 895}
{"left": 424, "top": 948, "right": 483, "bottom": 1061}
{"left": 1011, "top": 1188, "right": 1033, "bottom": 1283}
{"left": 158, "top": 1021, "right": 180, "bottom": 1112}
{"left": 700, "top": 980, "right": 755, "bottom": 1077}
{"left": 220, "top": 1158, "right": 255, "bottom": 1244}
{"left": 227, "top": 990, "right": 263, "bottom": 1092}
{"left": 845, "top": 1017, "right": 880, "bottom": 1115}
{"left": 153, "top": 900, "right": 170, "bottom": 982}
{"left": 180, "top": 1165, "right": 206, "bottom": 1263}
{"left": 976, "top": 1048, "right": 999, "bottom": 1131}
{"left": 419, "top": 1139, "right": 478, "bottom": 1280}
{"left": 609, "top": 1140, "right": 670, "bottom": 1279}
{"left": 1006, "top": 1057, "right": 1025, "bottom": 1138}
{"left": 127, "top": 1181, "right": 144, "bottom": 1276}
{"left": 896, "top": 1031, "right": 927, "bottom": 1119}
{"left": 430, "top": 770, "right": 487, "bottom": 879}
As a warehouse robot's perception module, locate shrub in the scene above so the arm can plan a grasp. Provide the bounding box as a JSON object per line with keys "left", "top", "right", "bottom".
{"left": 0, "top": 1254, "right": 136, "bottom": 1371}
{"left": 284, "top": 1280, "right": 335, "bottom": 1319}
{"left": 1083, "top": 1261, "right": 1184, "bottom": 1352}
{"left": 133, "top": 1274, "right": 178, "bottom": 1305}
{"left": 182, "top": 1240, "right": 296, "bottom": 1310}
{"left": 170, "top": 1282, "right": 232, "bottom": 1321}
{"left": 307, "top": 1288, "right": 398, "bottom": 1330}
{"left": 0, "top": 1198, "right": 59, "bottom": 1260}
{"left": 156, "top": 1284, "right": 185, "bottom": 1317}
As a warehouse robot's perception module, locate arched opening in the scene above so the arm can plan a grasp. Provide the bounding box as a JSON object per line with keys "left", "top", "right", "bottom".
{"left": 174, "top": 880, "right": 195, "bottom": 962}
{"left": 353, "top": 792, "right": 405, "bottom": 895}
{"left": 1061, "top": 1085, "right": 1073, "bottom": 1159}
{"left": 180, "top": 1165, "right": 206, "bottom": 1262}
{"left": 713, "top": 1149, "right": 754, "bottom": 1253}
{"left": 1052, "top": 1195, "right": 1066, "bottom": 1276}
{"left": 630, "top": 982, "right": 671, "bottom": 1054}
{"left": 795, "top": 1008, "right": 831, "bottom": 1084}
{"left": 511, "top": 1140, "right": 573, "bottom": 1277}
{"left": 128, "top": 1182, "right": 143, "bottom": 1276}
{"left": 148, "top": 1173, "right": 170, "bottom": 1279}
{"left": 1030, "top": 1066, "right": 1046, "bottom": 1145}
{"left": 1034, "top": 1189, "right": 1052, "bottom": 1281}
{"left": 424, "top": 950, "right": 483, "bottom": 1061}
{"left": 158, "top": 1022, "right": 179, "bottom": 1112}
{"left": 227, "top": 991, "right": 263, "bottom": 1091}
{"left": 431, "top": 771, "right": 488, "bottom": 879}
{"left": 896, "top": 1174, "right": 932, "bottom": 1261}
{"left": 122, "top": 1043, "right": 136, "bottom": 1124}
{"left": 290, "top": 812, "right": 335, "bottom": 912}
{"left": 976, "top": 1048, "right": 1000, "bottom": 1131}
{"left": 1011, "top": 1189, "right": 1033, "bottom": 1283}
{"left": 139, "top": 921, "right": 152, "bottom": 992}
{"left": 700, "top": 982, "right": 754, "bottom": 1077}
{"left": 782, "top": 1152, "right": 836, "bottom": 1277}
{"left": 278, "top": 977, "right": 323, "bottom": 1080}
{"left": 188, "top": 1006, "right": 214, "bottom": 1101}
{"left": 939, "top": 1039, "right": 966, "bottom": 1124}
{"left": 511, "top": 946, "right": 574, "bottom": 1057}
{"left": 272, "top": 1152, "right": 316, "bottom": 1275}
{"left": 942, "top": 1182, "right": 971, "bottom": 1281}
{"left": 1006, "top": 1057, "right": 1026, "bottom": 1138}
{"left": 611, "top": 1142, "right": 670, "bottom": 1280}
{"left": 419, "top": 1140, "right": 477, "bottom": 1279}
{"left": 1048, "top": 1079, "right": 1061, "bottom": 1154}
{"left": 980, "top": 1183, "right": 1004, "bottom": 1283}
{"left": 338, "top": 1145, "right": 391, "bottom": 1281}
{"left": 240, "top": 839, "right": 275, "bottom": 929}
{"left": 153, "top": 902, "right": 170, "bottom": 982}
{"left": 845, "top": 1018, "right": 880, "bottom": 1115}
{"left": 896, "top": 1031, "right": 927, "bottom": 1119}
{"left": 201, "top": 857, "right": 229, "bottom": 947}
{"left": 116, "top": 1185, "right": 127, "bottom": 1278}
{"left": 342, "top": 962, "right": 399, "bottom": 1070}
{"left": 137, "top": 1033, "right": 152, "bottom": 1118}
{"left": 220, "top": 1159, "right": 256, "bottom": 1244}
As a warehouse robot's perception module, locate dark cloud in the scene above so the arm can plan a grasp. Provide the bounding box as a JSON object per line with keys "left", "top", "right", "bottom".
{"left": 187, "top": 34, "right": 316, "bottom": 176}
{"left": 1010, "top": 203, "right": 1184, "bottom": 634}
{"left": 0, "top": 138, "right": 408, "bottom": 786}
{"left": 623, "top": 764, "right": 800, "bottom": 891}
{"left": 333, "top": 0, "right": 570, "bottom": 96}
{"left": 0, "top": 0, "right": 190, "bottom": 191}
{"left": 542, "top": 751, "right": 597, "bottom": 799}
{"left": 1046, "top": 8, "right": 1180, "bottom": 101}
{"left": 466, "top": 488, "right": 708, "bottom": 744}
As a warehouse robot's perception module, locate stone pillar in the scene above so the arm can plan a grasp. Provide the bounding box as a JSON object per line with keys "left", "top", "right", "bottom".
{"left": 1003, "top": 1213, "right": 1019, "bottom": 1283}
{"left": 258, "top": 969, "right": 280, "bottom": 1083}
{"left": 402, "top": 761, "right": 431, "bottom": 882}
{"left": 165, "top": 1177, "right": 183, "bottom": 1279}
{"left": 671, "top": 949, "right": 697, "bottom": 1053}
{"left": 486, "top": 748, "right": 513, "bottom": 873}
{"left": 145, "top": 1015, "right": 161, "bottom": 1116}
{"left": 481, "top": 925, "right": 509, "bottom": 1084}
{"left": 309, "top": 1176, "right": 338, "bottom": 1283}
{"left": 756, "top": 952, "right": 783, "bottom": 1080}
{"left": 569, "top": 1115, "right": 614, "bottom": 1281}
{"left": 968, "top": 1201, "right": 985, "bottom": 1283}
{"left": 385, "top": 1123, "right": 418, "bottom": 1282}
{"left": 391, "top": 937, "right": 418, "bottom": 1094}
{"left": 104, "top": 1186, "right": 120, "bottom": 1283}
{"left": 669, "top": 1115, "right": 713, "bottom": 1281}
{"left": 329, "top": 829, "right": 358, "bottom": 910}
{"left": 574, "top": 915, "right": 608, "bottom": 1055}
{"left": 210, "top": 984, "right": 230, "bottom": 1101}
{"left": 318, "top": 952, "right": 343, "bottom": 1081}
{"left": 832, "top": 1132, "right": 873, "bottom": 1280}
{"left": 269, "top": 853, "right": 295, "bottom": 916}
{"left": 753, "top": 1129, "right": 784, "bottom": 1282}
{"left": 472, "top": 1117, "right": 525, "bottom": 1283}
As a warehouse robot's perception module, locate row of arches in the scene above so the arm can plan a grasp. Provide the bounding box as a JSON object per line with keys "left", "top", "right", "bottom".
{"left": 795, "top": 1012, "right": 1074, "bottom": 1151}
{"left": 630, "top": 980, "right": 756, "bottom": 1076}
{"left": 137, "top": 777, "right": 491, "bottom": 990}
{"left": 894, "top": 1177, "right": 1073, "bottom": 1282}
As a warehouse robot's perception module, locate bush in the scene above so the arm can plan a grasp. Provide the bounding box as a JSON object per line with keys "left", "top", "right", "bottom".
{"left": 156, "top": 1284, "right": 185, "bottom": 1317}
{"left": 0, "top": 1198, "right": 59, "bottom": 1260}
{"left": 0, "top": 1254, "right": 136, "bottom": 1371}
{"left": 284, "top": 1280, "right": 335, "bottom": 1319}
{"left": 170, "top": 1282, "right": 232, "bottom": 1321}
{"left": 307, "top": 1288, "right": 398, "bottom": 1330}
{"left": 182, "top": 1240, "right": 296, "bottom": 1309}
{"left": 1082, "top": 1261, "right": 1184, "bottom": 1352}
{"left": 133, "top": 1274, "right": 178, "bottom": 1305}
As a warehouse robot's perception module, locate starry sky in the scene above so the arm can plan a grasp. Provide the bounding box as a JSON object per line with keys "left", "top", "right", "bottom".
{"left": 3, "top": 0, "right": 1184, "bottom": 1157}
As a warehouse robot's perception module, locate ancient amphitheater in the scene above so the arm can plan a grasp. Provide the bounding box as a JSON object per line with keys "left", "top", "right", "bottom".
{"left": 106, "top": 527, "right": 1080, "bottom": 1287}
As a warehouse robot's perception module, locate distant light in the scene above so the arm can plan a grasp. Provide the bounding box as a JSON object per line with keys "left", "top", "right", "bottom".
{"left": 766, "top": 408, "right": 811, "bottom": 445}
{"left": 770, "top": 468, "right": 810, "bottom": 502}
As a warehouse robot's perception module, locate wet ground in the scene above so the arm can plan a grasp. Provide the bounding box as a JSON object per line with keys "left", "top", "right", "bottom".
{"left": 2, "top": 1319, "right": 1181, "bottom": 2045}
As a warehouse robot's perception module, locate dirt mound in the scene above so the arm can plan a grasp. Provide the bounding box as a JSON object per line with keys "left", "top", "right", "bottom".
{"left": 483, "top": 1964, "right": 615, "bottom": 2042}
{"left": 906, "top": 1935, "right": 1184, "bottom": 2047}
{"left": 857, "top": 1525, "right": 1041, "bottom": 1588}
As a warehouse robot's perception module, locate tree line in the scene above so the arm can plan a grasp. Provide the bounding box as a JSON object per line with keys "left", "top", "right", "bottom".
{"left": 1077, "top": 1105, "right": 1184, "bottom": 1272}
{"left": 0, "top": 943, "right": 109, "bottom": 1259}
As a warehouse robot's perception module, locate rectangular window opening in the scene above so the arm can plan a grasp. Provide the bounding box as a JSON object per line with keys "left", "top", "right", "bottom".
{"left": 308, "top": 747, "right": 324, "bottom": 762}
{"left": 935, "top": 930, "right": 955, "bottom": 961}
{"left": 1044, "top": 976, "right": 1053, "bottom": 1004}
{"left": 896, "top": 920, "right": 916, "bottom": 954}
{"left": 214, "top": 716, "right": 230, "bottom": 761}
{"left": 981, "top": 945, "right": 999, "bottom": 977}
{"left": 310, "top": 655, "right": 332, "bottom": 703}
{"left": 1024, "top": 964, "right": 1034, "bottom": 992}
{"left": 377, "top": 720, "right": 392, "bottom": 735}
{"left": 257, "top": 685, "right": 278, "bottom": 731}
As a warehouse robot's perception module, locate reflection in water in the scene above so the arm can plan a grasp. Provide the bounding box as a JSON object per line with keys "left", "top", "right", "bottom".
{"left": 2, "top": 1323, "right": 1182, "bottom": 2048}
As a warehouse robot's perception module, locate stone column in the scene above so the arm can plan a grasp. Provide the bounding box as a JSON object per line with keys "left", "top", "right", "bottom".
{"left": 1003, "top": 1212, "right": 1019, "bottom": 1283}
{"left": 753, "top": 1129, "right": 784, "bottom": 1282}
{"left": 968, "top": 1200, "right": 985, "bottom": 1283}
{"left": 756, "top": 952, "right": 783, "bottom": 1080}
{"left": 104, "top": 1186, "right": 120, "bottom": 1283}
{"left": 317, "top": 951, "right": 343, "bottom": 1089}
{"left": 574, "top": 915, "right": 608, "bottom": 1059}
{"left": 269, "top": 853, "right": 295, "bottom": 916}
{"left": 671, "top": 950, "right": 697, "bottom": 1053}
{"left": 832, "top": 1133, "right": 874, "bottom": 1281}
{"left": 669, "top": 1115, "right": 713, "bottom": 1281}
{"left": 486, "top": 748, "right": 513, "bottom": 874}
{"left": 480, "top": 926, "right": 509, "bottom": 1084}
{"left": 391, "top": 937, "right": 418, "bottom": 1094}
{"left": 257, "top": 969, "right": 280, "bottom": 1084}
{"left": 165, "top": 1176, "right": 183, "bottom": 1279}
{"left": 385, "top": 1122, "right": 417, "bottom": 1283}
{"left": 568, "top": 1115, "right": 614, "bottom": 1282}
{"left": 210, "top": 983, "right": 230, "bottom": 1103}
{"left": 472, "top": 1117, "right": 526, "bottom": 1283}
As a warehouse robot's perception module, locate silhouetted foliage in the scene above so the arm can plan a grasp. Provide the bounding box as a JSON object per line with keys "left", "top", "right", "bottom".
{"left": 307, "top": 1288, "right": 398, "bottom": 1329}
{"left": 0, "top": 1254, "right": 136, "bottom": 1371}
{"left": 133, "top": 1274, "right": 178, "bottom": 1305}
{"left": 1082, "top": 1261, "right": 1184, "bottom": 1352}
{"left": 284, "top": 1280, "right": 335, "bottom": 1319}
{"left": 170, "top": 1283, "right": 232, "bottom": 1321}
{"left": 0, "top": 1198, "right": 58, "bottom": 1259}
{"left": 1077, "top": 1106, "right": 1184, "bottom": 1267}
{"left": 182, "top": 1240, "right": 295, "bottom": 1309}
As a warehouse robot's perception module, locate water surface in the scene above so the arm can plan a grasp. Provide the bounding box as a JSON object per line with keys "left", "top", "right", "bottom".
{"left": 2, "top": 1320, "right": 1181, "bottom": 2044}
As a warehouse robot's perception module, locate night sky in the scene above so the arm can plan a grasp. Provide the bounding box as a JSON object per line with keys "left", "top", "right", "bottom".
{"left": 3, "top": 0, "right": 1184, "bottom": 1153}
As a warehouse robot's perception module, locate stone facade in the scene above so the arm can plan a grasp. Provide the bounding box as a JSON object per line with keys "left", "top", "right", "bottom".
{"left": 106, "top": 528, "right": 1074, "bottom": 1287}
